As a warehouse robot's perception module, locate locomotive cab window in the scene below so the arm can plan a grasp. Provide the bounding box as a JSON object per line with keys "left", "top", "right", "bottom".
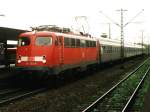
{"left": 35, "top": 37, "right": 52, "bottom": 46}
{"left": 18, "top": 37, "right": 30, "bottom": 46}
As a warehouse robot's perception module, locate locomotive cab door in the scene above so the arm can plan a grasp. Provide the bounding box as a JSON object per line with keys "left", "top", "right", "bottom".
{"left": 55, "top": 36, "right": 64, "bottom": 65}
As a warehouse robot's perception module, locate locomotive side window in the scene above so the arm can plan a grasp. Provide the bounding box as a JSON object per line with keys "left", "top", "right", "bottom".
{"left": 85, "top": 40, "right": 96, "bottom": 47}
{"left": 86, "top": 40, "right": 90, "bottom": 47}
{"left": 18, "top": 37, "right": 30, "bottom": 46}
{"left": 89, "top": 41, "right": 92, "bottom": 47}
{"left": 91, "top": 41, "right": 94, "bottom": 47}
{"left": 64, "top": 37, "right": 70, "bottom": 47}
{"left": 35, "top": 37, "right": 52, "bottom": 46}
{"left": 71, "top": 38, "right": 75, "bottom": 47}
{"left": 76, "top": 39, "right": 80, "bottom": 47}
{"left": 81, "top": 40, "right": 86, "bottom": 48}
{"left": 93, "top": 41, "right": 96, "bottom": 47}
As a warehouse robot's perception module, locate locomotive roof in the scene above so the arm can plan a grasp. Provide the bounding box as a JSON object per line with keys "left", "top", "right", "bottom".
{"left": 55, "top": 32, "right": 97, "bottom": 41}
{"left": 19, "top": 31, "right": 97, "bottom": 41}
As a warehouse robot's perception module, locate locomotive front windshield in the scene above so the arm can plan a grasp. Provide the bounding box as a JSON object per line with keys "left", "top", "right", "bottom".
{"left": 18, "top": 37, "right": 30, "bottom": 46}
{"left": 35, "top": 36, "right": 52, "bottom": 46}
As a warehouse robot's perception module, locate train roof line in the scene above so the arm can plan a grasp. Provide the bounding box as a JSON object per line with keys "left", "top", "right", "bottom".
{"left": 30, "top": 25, "right": 95, "bottom": 38}
{"left": 55, "top": 32, "right": 96, "bottom": 40}
{"left": 21, "top": 30, "right": 97, "bottom": 41}
{"left": 99, "top": 37, "right": 144, "bottom": 48}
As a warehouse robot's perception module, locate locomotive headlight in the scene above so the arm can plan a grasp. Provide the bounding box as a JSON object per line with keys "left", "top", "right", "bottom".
{"left": 42, "top": 56, "right": 46, "bottom": 63}
{"left": 42, "top": 60, "right": 46, "bottom": 63}
{"left": 17, "top": 55, "right": 21, "bottom": 63}
{"left": 18, "top": 60, "right": 21, "bottom": 63}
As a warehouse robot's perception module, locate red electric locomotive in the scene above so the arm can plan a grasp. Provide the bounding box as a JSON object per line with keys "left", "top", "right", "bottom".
{"left": 16, "top": 25, "right": 99, "bottom": 75}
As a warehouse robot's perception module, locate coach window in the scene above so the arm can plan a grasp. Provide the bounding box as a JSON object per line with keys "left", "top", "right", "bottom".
{"left": 18, "top": 37, "right": 30, "bottom": 46}
{"left": 106, "top": 46, "right": 108, "bottom": 53}
{"left": 112, "top": 47, "right": 114, "bottom": 52}
{"left": 35, "top": 37, "right": 52, "bottom": 46}
{"left": 102, "top": 46, "right": 106, "bottom": 53}
{"left": 106, "top": 46, "right": 109, "bottom": 53}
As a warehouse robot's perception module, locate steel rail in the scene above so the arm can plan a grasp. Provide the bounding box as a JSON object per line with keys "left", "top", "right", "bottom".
{"left": 82, "top": 57, "right": 150, "bottom": 112}
{"left": 122, "top": 66, "right": 150, "bottom": 112}
{"left": 0, "top": 88, "right": 47, "bottom": 106}
{"left": 0, "top": 88, "right": 21, "bottom": 96}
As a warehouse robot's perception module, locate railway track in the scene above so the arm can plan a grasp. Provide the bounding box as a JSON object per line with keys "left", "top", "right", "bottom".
{"left": 82, "top": 57, "right": 150, "bottom": 112}
{"left": 0, "top": 86, "right": 47, "bottom": 106}
{"left": 0, "top": 71, "right": 48, "bottom": 106}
